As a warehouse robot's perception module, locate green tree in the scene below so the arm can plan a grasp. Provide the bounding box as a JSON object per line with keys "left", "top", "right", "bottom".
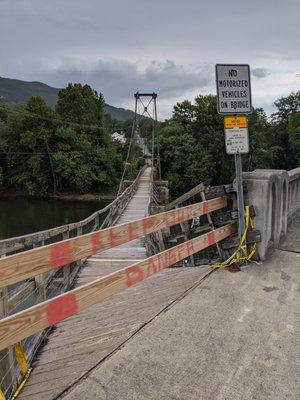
{"left": 0, "top": 83, "right": 124, "bottom": 196}
{"left": 55, "top": 83, "right": 122, "bottom": 192}
{"left": 245, "top": 108, "right": 270, "bottom": 170}
{"left": 0, "top": 97, "right": 57, "bottom": 195}
{"left": 287, "top": 111, "right": 300, "bottom": 166}
{"left": 156, "top": 122, "right": 211, "bottom": 197}
{"left": 269, "top": 91, "right": 300, "bottom": 169}
{"left": 156, "top": 93, "right": 294, "bottom": 198}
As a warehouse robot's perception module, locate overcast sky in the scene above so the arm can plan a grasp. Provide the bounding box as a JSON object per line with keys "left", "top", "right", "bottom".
{"left": 0, "top": 0, "right": 299, "bottom": 118}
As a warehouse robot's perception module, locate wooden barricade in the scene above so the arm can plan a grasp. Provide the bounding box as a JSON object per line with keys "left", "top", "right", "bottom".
{"left": 0, "top": 197, "right": 227, "bottom": 288}
{"left": 0, "top": 222, "right": 236, "bottom": 351}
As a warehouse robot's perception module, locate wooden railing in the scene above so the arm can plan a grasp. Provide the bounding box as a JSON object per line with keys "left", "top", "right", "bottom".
{"left": 0, "top": 165, "right": 147, "bottom": 258}
{"left": 0, "top": 168, "right": 242, "bottom": 399}
{"left": 0, "top": 196, "right": 234, "bottom": 351}
{"left": 0, "top": 165, "right": 147, "bottom": 399}
{"left": 0, "top": 197, "right": 227, "bottom": 288}
{"left": 0, "top": 224, "right": 235, "bottom": 352}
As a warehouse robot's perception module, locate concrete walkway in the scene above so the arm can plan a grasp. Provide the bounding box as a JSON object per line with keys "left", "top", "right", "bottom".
{"left": 61, "top": 248, "right": 300, "bottom": 400}
{"left": 280, "top": 213, "right": 300, "bottom": 253}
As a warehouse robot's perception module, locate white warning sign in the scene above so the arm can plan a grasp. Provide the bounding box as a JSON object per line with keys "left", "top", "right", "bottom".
{"left": 216, "top": 64, "right": 252, "bottom": 115}
{"left": 225, "top": 128, "right": 249, "bottom": 154}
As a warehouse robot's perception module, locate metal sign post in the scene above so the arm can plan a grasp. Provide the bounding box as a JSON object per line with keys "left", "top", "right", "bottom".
{"left": 234, "top": 153, "right": 245, "bottom": 238}
{"left": 215, "top": 64, "right": 252, "bottom": 240}
{"left": 224, "top": 115, "right": 249, "bottom": 239}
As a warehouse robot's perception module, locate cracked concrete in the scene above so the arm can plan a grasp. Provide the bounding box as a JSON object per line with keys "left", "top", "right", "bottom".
{"left": 61, "top": 249, "right": 300, "bottom": 400}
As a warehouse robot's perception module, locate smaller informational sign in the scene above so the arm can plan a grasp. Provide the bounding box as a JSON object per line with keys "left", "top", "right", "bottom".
{"left": 224, "top": 115, "right": 249, "bottom": 154}
{"left": 216, "top": 64, "right": 252, "bottom": 115}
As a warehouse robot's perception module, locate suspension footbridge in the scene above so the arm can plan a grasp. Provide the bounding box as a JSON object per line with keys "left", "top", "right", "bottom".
{"left": 0, "top": 93, "right": 299, "bottom": 400}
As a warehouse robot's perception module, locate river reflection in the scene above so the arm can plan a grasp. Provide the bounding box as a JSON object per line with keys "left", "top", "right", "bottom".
{"left": 0, "top": 197, "right": 110, "bottom": 239}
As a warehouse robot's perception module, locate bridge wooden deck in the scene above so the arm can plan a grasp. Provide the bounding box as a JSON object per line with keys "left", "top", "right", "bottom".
{"left": 17, "top": 166, "right": 211, "bottom": 399}
{"left": 16, "top": 166, "right": 150, "bottom": 398}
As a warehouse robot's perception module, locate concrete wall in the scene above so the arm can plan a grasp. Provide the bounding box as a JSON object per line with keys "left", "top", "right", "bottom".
{"left": 243, "top": 167, "right": 299, "bottom": 260}
{"left": 288, "top": 167, "right": 300, "bottom": 222}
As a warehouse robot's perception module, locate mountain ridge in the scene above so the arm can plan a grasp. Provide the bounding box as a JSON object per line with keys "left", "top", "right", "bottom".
{"left": 0, "top": 76, "right": 136, "bottom": 121}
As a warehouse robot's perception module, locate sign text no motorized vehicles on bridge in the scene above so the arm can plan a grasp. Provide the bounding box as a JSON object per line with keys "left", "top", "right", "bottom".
{"left": 215, "top": 64, "right": 252, "bottom": 114}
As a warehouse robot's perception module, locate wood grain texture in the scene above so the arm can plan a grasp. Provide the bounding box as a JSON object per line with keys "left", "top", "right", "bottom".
{"left": 18, "top": 266, "right": 211, "bottom": 400}
{"left": 0, "top": 222, "right": 236, "bottom": 351}
{"left": 165, "top": 182, "right": 206, "bottom": 210}
{"left": 0, "top": 197, "right": 227, "bottom": 288}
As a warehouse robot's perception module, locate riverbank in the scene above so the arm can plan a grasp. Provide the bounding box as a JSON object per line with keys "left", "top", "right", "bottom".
{"left": 0, "top": 187, "right": 117, "bottom": 203}
{"left": 52, "top": 192, "right": 115, "bottom": 202}
{"left": 0, "top": 192, "right": 112, "bottom": 240}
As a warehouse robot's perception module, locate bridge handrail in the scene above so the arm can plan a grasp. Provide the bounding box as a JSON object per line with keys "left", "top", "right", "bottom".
{"left": 288, "top": 166, "right": 300, "bottom": 182}
{"left": 243, "top": 167, "right": 300, "bottom": 260}
{"left": 164, "top": 182, "right": 206, "bottom": 211}
{"left": 0, "top": 165, "right": 147, "bottom": 257}
{"left": 0, "top": 197, "right": 228, "bottom": 288}
{"left": 0, "top": 221, "right": 236, "bottom": 351}
{"left": 287, "top": 167, "right": 300, "bottom": 222}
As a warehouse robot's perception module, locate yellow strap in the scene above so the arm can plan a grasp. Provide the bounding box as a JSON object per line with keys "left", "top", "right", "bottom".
{"left": 15, "top": 343, "right": 28, "bottom": 375}
{"left": 0, "top": 389, "right": 6, "bottom": 400}
{"left": 211, "top": 205, "right": 257, "bottom": 269}
{"left": 11, "top": 368, "right": 32, "bottom": 400}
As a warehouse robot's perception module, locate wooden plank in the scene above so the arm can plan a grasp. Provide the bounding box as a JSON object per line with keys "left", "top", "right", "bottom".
{"left": 201, "top": 191, "right": 223, "bottom": 259}
{"left": 165, "top": 182, "right": 206, "bottom": 211}
{"left": 0, "top": 222, "right": 236, "bottom": 351}
{"left": 88, "top": 259, "right": 145, "bottom": 263}
{"left": 7, "top": 281, "right": 36, "bottom": 312}
{"left": 0, "top": 197, "right": 227, "bottom": 288}
{"left": 18, "top": 267, "right": 209, "bottom": 399}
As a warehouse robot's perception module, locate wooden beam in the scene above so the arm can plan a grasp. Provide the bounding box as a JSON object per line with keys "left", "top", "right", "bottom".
{"left": 7, "top": 282, "right": 36, "bottom": 313}
{"left": 0, "top": 197, "right": 227, "bottom": 288}
{"left": 0, "top": 222, "right": 236, "bottom": 351}
{"left": 164, "top": 183, "right": 206, "bottom": 211}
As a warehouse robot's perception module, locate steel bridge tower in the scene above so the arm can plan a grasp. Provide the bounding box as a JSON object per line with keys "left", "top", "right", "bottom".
{"left": 132, "top": 92, "right": 161, "bottom": 179}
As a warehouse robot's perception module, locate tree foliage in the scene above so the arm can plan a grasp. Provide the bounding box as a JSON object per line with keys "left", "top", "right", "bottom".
{"left": 0, "top": 87, "right": 299, "bottom": 200}
{"left": 156, "top": 91, "right": 299, "bottom": 198}
{"left": 0, "top": 84, "right": 123, "bottom": 196}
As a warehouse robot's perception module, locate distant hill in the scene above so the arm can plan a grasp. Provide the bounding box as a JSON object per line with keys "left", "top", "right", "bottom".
{"left": 0, "top": 76, "right": 136, "bottom": 121}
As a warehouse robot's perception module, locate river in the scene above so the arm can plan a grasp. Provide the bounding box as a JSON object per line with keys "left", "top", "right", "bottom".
{"left": 0, "top": 196, "right": 110, "bottom": 240}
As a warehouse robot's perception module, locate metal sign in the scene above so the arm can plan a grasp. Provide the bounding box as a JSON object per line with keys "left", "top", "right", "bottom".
{"left": 224, "top": 115, "right": 249, "bottom": 154}
{"left": 216, "top": 64, "right": 252, "bottom": 115}
{"left": 224, "top": 115, "right": 248, "bottom": 129}
{"left": 225, "top": 128, "right": 249, "bottom": 154}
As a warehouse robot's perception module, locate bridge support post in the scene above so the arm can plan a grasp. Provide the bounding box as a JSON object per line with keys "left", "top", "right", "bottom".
{"left": 34, "top": 241, "right": 47, "bottom": 302}
{"left": 234, "top": 154, "right": 246, "bottom": 239}
{"left": 154, "top": 230, "right": 165, "bottom": 253}
{"left": 177, "top": 206, "right": 195, "bottom": 267}
{"left": 63, "top": 231, "right": 71, "bottom": 289}
{"left": 94, "top": 214, "right": 100, "bottom": 231}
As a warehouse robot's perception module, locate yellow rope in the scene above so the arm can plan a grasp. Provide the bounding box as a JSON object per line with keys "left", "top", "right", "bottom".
{"left": 211, "top": 205, "right": 257, "bottom": 269}
{"left": 10, "top": 368, "right": 32, "bottom": 400}
{"left": 10, "top": 343, "right": 32, "bottom": 400}
{"left": 0, "top": 389, "right": 6, "bottom": 400}
{"left": 15, "top": 343, "right": 28, "bottom": 375}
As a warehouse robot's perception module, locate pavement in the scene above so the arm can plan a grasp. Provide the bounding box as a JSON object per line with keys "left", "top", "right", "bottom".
{"left": 60, "top": 245, "right": 300, "bottom": 400}
{"left": 280, "top": 213, "right": 300, "bottom": 253}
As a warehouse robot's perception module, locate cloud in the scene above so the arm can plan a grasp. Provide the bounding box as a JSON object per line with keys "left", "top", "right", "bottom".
{"left": 0, "top": 0, "right": 299, "bottom": 118}
{"left": 38, "top": 58, "right": 211, "bottom": 104}
{"left": 252, "top": 68, "right": 270, "bottom": 79}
